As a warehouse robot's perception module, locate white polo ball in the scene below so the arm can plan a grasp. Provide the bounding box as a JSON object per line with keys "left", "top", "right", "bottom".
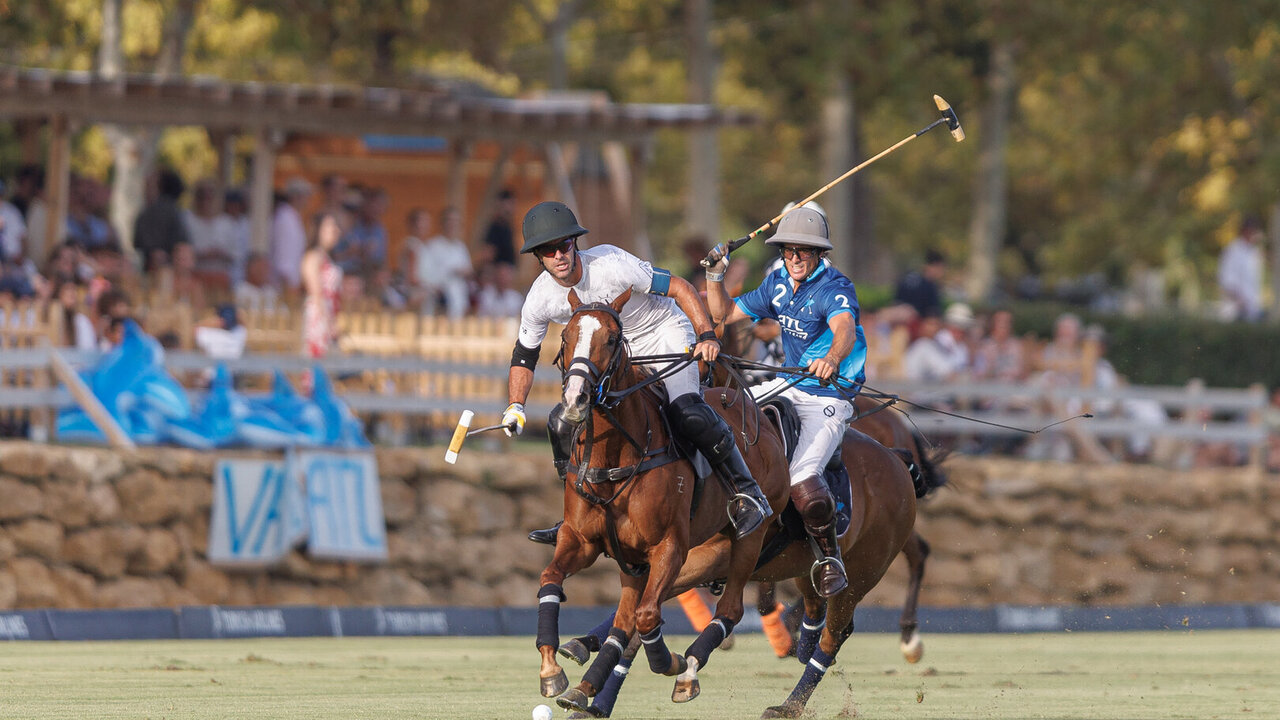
{"left": 532, "top": 703, "right": 553, "bottom": 720}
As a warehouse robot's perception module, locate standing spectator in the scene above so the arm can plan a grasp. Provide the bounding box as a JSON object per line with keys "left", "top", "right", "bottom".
{"left": 1218, "top": 215, "right": 1265, "bottom": 322}
{"left": 416, "top": 206, "right": 473, "bottom": 318}
{"left": 301, "top": 213, "right": 343, "bottom": 359}
{"left": 893, "top": 248, "right": 947, "bottom": 321}
{"left": 11, "top": 165, "right": 49, "bottom": 267}
{"left": 49, "top": 279, "right": 96, "bottom": 351}
{"left": 222, "top": 189, "right": 252, "bottom": 285}
{"left": 271, "top": 177, "right": 312, "bottom": 292}
{"left": 479, "top": 188, "right": 517, "bottom": 272}
{"left": 234, "top": 252, "right": 279, "bottom": 311}
{"left": 315, "top": 174, "right": 353, "bottom": 233}
{"left": 0, "top": 182, "right": 26, "bottom": 263}
{"left": 169, "top": 241, "right": 207, "bottom": 314}
{"left": 474, "top": 262, "right": 523, "bottom": 318}
{"left": 134, "top": 168, "right": 189, "bottom": 273}
{"left": 333, "top": 186, "right": 388, "bottom": 284}
{"left": 184, "top": 179, "right": 237, "bottom": 292}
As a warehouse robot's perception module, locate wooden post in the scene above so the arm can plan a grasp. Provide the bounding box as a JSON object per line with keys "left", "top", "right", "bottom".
{"left": 49, "top": 348, "right": 136, "bottom": 450}
{"left": 1247, "top": 382, "right": 1266, "bottom": 470}
{"left": 249, "top": 126, "right": 279, "bottom": 255}
{"left": 470, "top": 142, "right": 512, "bottom": 248}
{"left": 544, "top": 142, "right": 578, "bottom": 210}
{"left": 446, "top": 139, "right": 473, "bottom": 225}
{"left": 629, "top": 139, "right": 654, "bottom": 261}
{"left": 45, "top": 114, "right": 71, "bottom": 251}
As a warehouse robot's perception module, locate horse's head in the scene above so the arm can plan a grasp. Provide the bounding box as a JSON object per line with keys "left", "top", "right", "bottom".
{"left": 559, "top": 288, "right": 631, "bottom": 424}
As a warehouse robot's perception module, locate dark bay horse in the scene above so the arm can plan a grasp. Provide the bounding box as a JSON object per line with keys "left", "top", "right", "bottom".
{"left": 535, "top": 289, "right": 792, "bottom": 709}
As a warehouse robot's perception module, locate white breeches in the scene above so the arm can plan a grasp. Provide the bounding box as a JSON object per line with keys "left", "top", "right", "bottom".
{"left": 750, "top": 378, "right": 853, "bottom": 485}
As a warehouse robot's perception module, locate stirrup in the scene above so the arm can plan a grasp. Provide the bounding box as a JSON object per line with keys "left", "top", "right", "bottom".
{"left": 809, "top": 556, "right": 847, "bottom": 598}
{"left": 726, "top": 493, "right": 768, "bottom": 539}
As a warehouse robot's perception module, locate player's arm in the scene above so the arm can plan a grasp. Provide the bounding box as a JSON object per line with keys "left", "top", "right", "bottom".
{"left": 703, "top": 243, "right": 751, "bottom": 326}
{"left": 808, "top": 311, "right": 857, "bottom": 381}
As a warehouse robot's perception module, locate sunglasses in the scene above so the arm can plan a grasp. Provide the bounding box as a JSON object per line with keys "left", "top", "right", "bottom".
{"left": 779, "top": 246, "right": 821, "bottom": 260}
{"left": 534, "top": 238, "right": 576, "bottom": 258}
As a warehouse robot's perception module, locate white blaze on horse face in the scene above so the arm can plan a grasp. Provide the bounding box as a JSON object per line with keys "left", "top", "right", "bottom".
{"left": 564, "top": 315, "right": 603, "bottom": 408}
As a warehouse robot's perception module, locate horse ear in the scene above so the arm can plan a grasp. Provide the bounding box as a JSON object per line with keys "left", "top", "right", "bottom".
{"left": 610, "top": 288, "right": 632, "bottom": 313}
{"left": 567, "top": 289, "right": 582, "bottom": 311}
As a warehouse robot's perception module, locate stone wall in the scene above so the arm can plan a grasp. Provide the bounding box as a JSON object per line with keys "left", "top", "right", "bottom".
{"left": 0, "top": 441, "right": 1276, "bottom": 610}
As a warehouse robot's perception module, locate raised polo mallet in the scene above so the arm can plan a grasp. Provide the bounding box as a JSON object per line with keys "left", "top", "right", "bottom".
{"left": 443, "top": 410, "right": 516, "bottom": 464}
{"left": 703, "top": 94, "right": 964, "bottom": 266}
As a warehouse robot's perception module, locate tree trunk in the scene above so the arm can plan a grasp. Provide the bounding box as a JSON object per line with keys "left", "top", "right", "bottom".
{"left": 685, "top": 0, "right": 719, "bottom": 244}
{"left": 821, "top": 67, "right": 853, "bottom": 269}
{"left": 966, "top": 40, "right": 1016, "bottom": 303}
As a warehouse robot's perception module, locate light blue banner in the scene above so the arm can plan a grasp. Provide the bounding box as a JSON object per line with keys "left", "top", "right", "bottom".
{"left": 208, "top": 458, "right": 299, "bottom": 565}
{"left": 300, "top": 451, "right": 388, "bottom": 561}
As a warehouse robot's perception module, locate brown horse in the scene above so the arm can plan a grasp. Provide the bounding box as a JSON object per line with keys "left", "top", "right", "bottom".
{"left": 535, "top": 289, "right": 792, "bottom": 710}
{"left": 556, "top": 378, "right": 920, "bottom": 717}
{"left": 717, "top": 318, "right": 945, "bottom": 664}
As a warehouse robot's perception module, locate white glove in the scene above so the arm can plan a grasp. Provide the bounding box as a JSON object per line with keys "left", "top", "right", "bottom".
{"left": 502, "top": 402, "right": 526, "bottom": 437}
{"left": 705, "top": 242, "right": 730, "bottom": 278}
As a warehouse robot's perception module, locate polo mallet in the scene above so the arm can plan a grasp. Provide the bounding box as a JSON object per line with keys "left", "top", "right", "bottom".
{"left": 703, "top": 94, "right": 964, "bottom": 267}
{"left": 443, "top": 410, "right": 516, "bottom": 464}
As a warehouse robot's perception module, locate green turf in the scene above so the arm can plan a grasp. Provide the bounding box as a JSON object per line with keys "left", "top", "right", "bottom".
{"left": 0, "top": 631, "right": 1275, "bottom": 719}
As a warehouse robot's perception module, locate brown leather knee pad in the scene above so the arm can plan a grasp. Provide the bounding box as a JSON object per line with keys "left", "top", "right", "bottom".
{"left": 790, "top": 475, "right": 834, "bottom": 530}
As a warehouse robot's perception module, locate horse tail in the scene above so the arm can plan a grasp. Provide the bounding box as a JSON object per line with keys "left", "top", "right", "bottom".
{"left": 910, "top": 430, "right": 948, "bottom": 498}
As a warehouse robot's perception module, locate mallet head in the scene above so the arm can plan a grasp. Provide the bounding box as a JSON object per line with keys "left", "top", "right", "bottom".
{"left": 933, "top": 95, "right": 965, "bottom": 142}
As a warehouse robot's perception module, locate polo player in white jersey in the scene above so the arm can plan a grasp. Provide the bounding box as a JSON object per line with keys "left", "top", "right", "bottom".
{"left": 505, "top": 201, "right": 771, "bottom": 542}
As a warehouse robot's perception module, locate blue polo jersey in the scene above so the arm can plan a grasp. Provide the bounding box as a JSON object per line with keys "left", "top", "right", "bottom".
{"left": 734, "top": 260, "right": 867, "bottom": 398}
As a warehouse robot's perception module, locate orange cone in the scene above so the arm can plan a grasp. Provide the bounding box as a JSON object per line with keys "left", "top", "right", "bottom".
{"left": 761, "top": 602, "right": 794, "bottom": 658}
{"left": 677, "top": 589, "right": 713, "bottom": 632}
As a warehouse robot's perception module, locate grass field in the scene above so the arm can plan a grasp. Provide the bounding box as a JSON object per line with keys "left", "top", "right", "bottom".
{"left": 0, "top": 630, "right": 1275, "bottom": 719}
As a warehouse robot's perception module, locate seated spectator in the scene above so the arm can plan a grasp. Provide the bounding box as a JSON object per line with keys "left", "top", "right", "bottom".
{"left": 972, "top": 309, "right": 1027, "bottom": 382}
{"left": 154, "top": 241, "right": 207, "bottom": 315}
{"left": 223, "top": 189, "right": 252, "bottom": 285}
{"left": 195, "top": 304, "right": 248, "bottom": 364}
{"left": 64, "top": 176, "right": 117, "bottom": 252}
{"left": 475, "top": 262, "right": 523, "bottom": 318}
{"left": 44, "top": 241, "right": 95, "bottom": 285}
{"left": 411, "top": 206, "right": 473, "bottom": 318}
{"left": 902, "top": 313, "right": 956, "bottom": 383}
{"left": 94, "top": 288, "right": 132, "bottom": 351}
{"left": 49, "top": 279, "right": 96, "bottom": 351}
{"left": 234, "top": 252, "right": 280, "bottom": 311}
{"left": 0, "top": 183, "right": 27, "bottom": 263}
{"left": 333, "top": 186, "right": 389, "bottom": 282}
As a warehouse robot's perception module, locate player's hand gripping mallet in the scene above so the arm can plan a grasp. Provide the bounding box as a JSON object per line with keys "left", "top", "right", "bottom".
{"left": 443, "top": 410, "right": 516, "bottom": 464}
{"left": 703, "top": 94, "right": 964, "bottom": 267}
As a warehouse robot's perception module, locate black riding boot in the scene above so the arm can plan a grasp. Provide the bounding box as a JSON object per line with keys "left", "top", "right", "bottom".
{"left": 667, "top": 393, "right": 772, "bottom": 540}
{"left": 528, "top": 404, "right": 574, "bottom": 546}
{"left": 791, "top": 475, "right": 848, "bottom": 598}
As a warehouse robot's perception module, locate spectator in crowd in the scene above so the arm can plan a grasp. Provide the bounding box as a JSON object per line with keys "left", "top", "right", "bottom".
{"left": 64, "top": 176, "right": 116, "bottom": 253}
{"left": 194, "top": 304, "right": 248, "bottom": 382}
{"left": 902, "top": 304, "right": 973, "bottom": 383}
{"left": 333, "top": 186, "right": 388, "bottom": 283}
{"left": 315, "top": 174, "right": 353, "bottom": 233}
{"left": 94, "top": 288, "right": 132, "bottom": 351}
{"left": 134, "top": 168, "right": 189, "bottom": 273}
{"left": 479, "top": 188, "right": 517, "bottom": 272}
{"left": 11, "top": 165, "right": 49, "bottom": 267}
{"left": 972, "top": 308, "right": 1027, "bottom": 383}
{"left": 301, "top": 212, "right": 343, "bottom": 359}
{"left": 1038, "top": 312, "right": 1084, "bottom": 383}
{"left": 1083, "top": 324, "right": 1170, "bottom": 463}
{"left": 168, "top": 240, "right": 207, "bottom": 314}
{"left": 234, "top": 252, "right": 279, "bottom": 311}
{"left": 1264, "top": 388, "right": 1280, "bottom": 473}
{"left": 271, "top": 177, "right": 312, "bottom": 292}
{"left": 475, "top": 262, "right": 523, "bottom": 318}
{"left": 0, "top": 180, "right": 27, "bottom": 263}
{"left": 893, "top": 248, "right": 947, "bottom": 322}
{"left": 183, "top": 179, "right": 237, "bottom": 292}
{"left": 1217, "top": 215, "right": 1265, "bottom": 322}
{"left": 222, "top": 189, "right": 252, "bottom": 285}
{"left": 44, "top": 241, "right": 94, "bottom": 285}
{"left": 49, "top": 278, "right": 96, "bottom": 351}
{"left": 414, "top": 206, "right": 473, "bottom": 318}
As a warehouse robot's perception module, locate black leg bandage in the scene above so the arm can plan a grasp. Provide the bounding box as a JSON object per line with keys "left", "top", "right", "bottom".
{"left": 582, "top": 627, "right": 629, "bottom": 693}
{"left": 536, "top": 583, "right": 566, "bottom": 650}
{"left": 640, "top": 625, "right": 675, "bottom": 674}
{"left": 684, "top": 616, "right": 737, "bottom": 671}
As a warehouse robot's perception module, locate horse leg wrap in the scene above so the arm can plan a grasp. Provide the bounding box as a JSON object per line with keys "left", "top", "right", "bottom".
{"left": 684, "top": 616, "right": 736, "bottom": 671}
{"left": 761, "top": 603, "right": 795, "bottom": 658}
{"left": 579, "top": 610, "right": 616, "bottom": 653}
{"left": 589, "top": 652, "right": 634, "bottom": 717}
{"left": 582, "top": 627, "right": 628, "bottom": 692}
{"left": 535, "top": 583, "right": 566, "bottom": 650}
{"left": 796, "top": 613, "right": 825, "bottom": 664}
{"left": 786, "top": 645, "right": 835, "bottom": 709}
{"left": 640, "top": 626, "right": 677, "bottom": 674}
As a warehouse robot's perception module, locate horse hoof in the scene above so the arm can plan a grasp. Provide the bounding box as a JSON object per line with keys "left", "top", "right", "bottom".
{"left": 720, "top": 632, "right": 735, "bottom": 651}
{"left": 761, "top": 703, "right": 803, "bottom": 719}
{"left": 568, "top": 710, "right": 607, "bottom": 720}
{"left": 540, "top": 668, "right": 568, "bottom": 698}
{"left": 556, "top": 688, "right": 591, "bottom": 713}
{"left": 665, "top": 652, "right": 688, "bottom": 677}
{"left": 900, "top": 631, "right": 924, "bottom": 664}
{"left": 559, "top": 638, "right": 591, "bottom": 666}
{"left": 672, "top": 656, "right": 700, "bottom": 703}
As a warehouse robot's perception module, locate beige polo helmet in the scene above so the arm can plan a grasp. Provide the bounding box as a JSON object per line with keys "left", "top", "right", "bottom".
{"left": 765, "top": 205, "right": 832, "bottom": 250}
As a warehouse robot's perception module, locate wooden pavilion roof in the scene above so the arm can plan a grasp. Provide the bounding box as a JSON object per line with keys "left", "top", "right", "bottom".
{"left": 0, "top": 64, "right": 754, "bottom": 143}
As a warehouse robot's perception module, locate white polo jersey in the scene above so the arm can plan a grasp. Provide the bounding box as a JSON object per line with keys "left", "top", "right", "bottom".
{"left": 517, "top": 244, "right": 700, "bottom": 398}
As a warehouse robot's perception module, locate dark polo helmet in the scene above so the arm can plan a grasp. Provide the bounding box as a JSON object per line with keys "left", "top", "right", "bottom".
{"left": 520, "top": 201, "right": 589, "bottom": 254}
{"left": 765, "top": 205, "right": 832, "bottom": 251}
